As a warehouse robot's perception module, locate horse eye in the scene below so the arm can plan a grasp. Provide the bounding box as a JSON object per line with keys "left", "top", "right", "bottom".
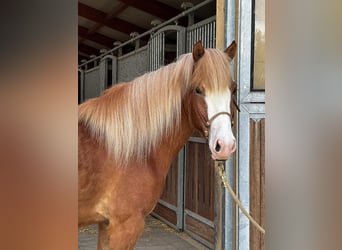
{"left": 195, "top": 87, "right": 203, "bottom": 95}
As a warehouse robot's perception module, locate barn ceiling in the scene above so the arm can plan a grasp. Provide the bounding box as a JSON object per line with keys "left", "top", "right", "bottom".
{"left": 78, "top": 0, "right": 216, "bottom": 64}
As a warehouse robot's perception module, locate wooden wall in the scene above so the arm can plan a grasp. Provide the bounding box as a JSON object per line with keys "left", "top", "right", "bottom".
{"left": 250, "top": 118, "right": 265, "bottom": 250}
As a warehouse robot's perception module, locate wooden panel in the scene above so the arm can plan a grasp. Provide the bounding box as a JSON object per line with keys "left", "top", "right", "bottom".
{"left": 159, "top": 160, "right": 178, "bottom": 206}
{"left": 185, "top": 214, "right": 215, "bottom": 244}
{"left": 250, "top": 118, "right": 265, "bottom": 250}
{"left": 153, "top": 203, "right": 177, "bottom": 226}
{"left": 260, "top": 119, "right": 265, "bottom": 250}
{"left": 185, "top": 141, "right": 215, "bottom": 221}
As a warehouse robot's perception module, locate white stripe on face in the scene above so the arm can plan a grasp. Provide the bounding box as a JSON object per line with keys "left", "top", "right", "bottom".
{"left": 205, "top": 90, "right": 236, "bottom": 160}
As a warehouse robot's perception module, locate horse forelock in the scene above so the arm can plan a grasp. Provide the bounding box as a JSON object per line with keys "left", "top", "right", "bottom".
{"left": 193, "top": 49, "right": 233, "bottom": 93}
{"left": 78, "top": 53, "right": 195, "bottom": 166}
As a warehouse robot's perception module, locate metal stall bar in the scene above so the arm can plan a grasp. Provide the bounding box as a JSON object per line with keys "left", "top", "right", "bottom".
{"left": 78, "top": 69, "right": 85, "bottom": 104}
{"left": 149, "top": 31, "right": 165, "bottom": 72}
{"left": 236, "top": 0, "right": 253, "bottom": 247}
{"left": 99, "top": 55, "right": 117, "bottom": 88}
{"left": 186, "top": 16, "right": 216, "bottom": 52}
{"left": 223, "top": 0, "right": 237, "bottom": 249}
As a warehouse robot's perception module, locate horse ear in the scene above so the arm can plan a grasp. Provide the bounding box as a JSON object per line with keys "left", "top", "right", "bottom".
{"left": 192, "top": 40, "right": 205, "bottom": 62}
{"left": 225, "top": 40, "right": 237, "bottom": 60}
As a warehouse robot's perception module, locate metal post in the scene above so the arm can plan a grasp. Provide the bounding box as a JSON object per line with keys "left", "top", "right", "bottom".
{"left": 130, "top": 32, "right": 140, "bottom": 50}
{"left": 237, "top": 0, "right": 254, "bottom": 249}
{"left": 80, "top": 59, "right": 87, "bottom": 70}
{"left": 181, "top": 2, "right": 194, "bottom": 26}
{"left": 78, "top": 69, "right": 85, "bottom": 103}
{"left": 224, "top": 0, "right": 237, "bottom": 248}
{"left": 89, "top": 55, "right": 97, "bottom": 66}
{"left": 113, "top": 41, "right": 122, "bottom": 57}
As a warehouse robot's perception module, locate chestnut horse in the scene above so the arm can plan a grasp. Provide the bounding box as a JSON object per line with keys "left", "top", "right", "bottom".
{"left": 78, "top": 41, "right": 237, "bottom": 249}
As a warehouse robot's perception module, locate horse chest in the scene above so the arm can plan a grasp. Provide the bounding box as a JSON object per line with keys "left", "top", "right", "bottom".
{"left": 112, "top": 169, "right": 164, "bottom": 214}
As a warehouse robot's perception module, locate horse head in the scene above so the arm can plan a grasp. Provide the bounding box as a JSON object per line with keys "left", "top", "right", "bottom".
{"left": 185, "top": 40, "right": 237, "bottom": 160}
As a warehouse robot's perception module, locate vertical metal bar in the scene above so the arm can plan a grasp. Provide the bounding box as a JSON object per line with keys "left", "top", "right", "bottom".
{"left": 212, "top": 21, "right": 215, "bottom": 48}
{"left": 151, "top": 38, "right": 154, "bottom": 71}
{"left": 191, "top": 30, "right": 194, "bottom": 50}
{"left": 194, "top": 28, "right": 198, "bottom": 42}
{"left": 238, "top": 0, "right": 253, "bottom": 101}
{"left": 99, "top": 58, "right": 107, "bottom": 93}
{"left": 190, "top": 29, "right": 193, "bottom": 49}
{"left": 151, "top": 38, "right": 153, "bottom": 70}
{"left": 207, "top": 23, "right": 211, "bottom": 48}
{"left": 158, "top": 33, "right": 162, "bottom": 67}
{"left": 203, "top": 25, "right": 206, "bottom": 47}
{"left": 226, "top": 0, "right": 236, "bottom": 47}
{"left": 157, "top": 34, "right": 159, "bottom": 69}
{"left": 112, "top": 56, "right": 118, "bottom": 85}
{"left": 152, "top": 38, "right": 154, "bottom": 70}
{"left": 78, "top": 69, "right": 84, "bottom": 103}
{"left": 162, "top": 32, "right": 165, "bottom": 66}
{"left": 193, "top": 29, "right": 195, "bottom": 49}
{"left": 237, "top": 0, "right": 253, "bottom": 249}
{"left": 206, "top": 23, "right": 210, "bottom": 48}
{"left": 148, "top": 40, "right": 150, "bottom": 71}
{"left": 237, "top": 112, "right": 250, "bottom": 250}
{"left": 192, "top": 29, "right": 195, "bottom": 46}
{"left": 156, "top": 34, "right": 158, "bottom": 69}
{"left": 188, "top": 30, "right": 192, "bottom": 51}
{"left": 176, "top": 147, "right": 185, "bottom": 230}
{"left": 221, "top": 0, "right": 237, "bottom": 249}
{"left": 208, "top": 22, "right": 213, "bottom": 48}
{"left": 148, "top": 41, "right": 151, "bottom": 71}
{"left": 177, "top": 31, "right": 179, "bottom": 58}
{"left": 197, "top": 27, "right": 200, "bottom": 43}
{"left": 212, "top": 20, "right": 216, "bottom": 48}
{"left": 153, "top": 35, "right": 156, "bottom": 71}
{"left": 177, "top": 27, "right": 186, "bottom": 57}
{"left": 158, "top": 33, "right": 160, "bottom": 67}
{"left": 154, "top": 35, "right": 156, "bottom": 71}
{"left": 209, "top": 22, "right": 212, "bottom": 48}
{"left": 154, "top": 34, "right": 157, "bottom": 70}
{"left": 187, "top": 32, "right": 189, "bottom": 52}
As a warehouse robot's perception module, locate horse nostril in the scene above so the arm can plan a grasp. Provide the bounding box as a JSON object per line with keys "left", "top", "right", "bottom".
{"left": 215, "top": 141, "right": 221, "bottom": 152}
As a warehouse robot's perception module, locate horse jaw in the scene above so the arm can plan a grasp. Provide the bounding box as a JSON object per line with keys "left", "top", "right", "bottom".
{"left": 205, "top": 92, "right": 236, "bottom": 160}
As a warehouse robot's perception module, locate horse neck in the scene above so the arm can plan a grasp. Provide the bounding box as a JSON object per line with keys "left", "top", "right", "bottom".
{"left": 150, "top": 108, "right": 194, "bottom": 178}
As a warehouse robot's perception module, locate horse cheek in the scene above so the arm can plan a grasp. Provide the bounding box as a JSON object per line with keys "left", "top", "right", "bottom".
{"left": 191, "top": 96, "right": 208, "bottom": 135}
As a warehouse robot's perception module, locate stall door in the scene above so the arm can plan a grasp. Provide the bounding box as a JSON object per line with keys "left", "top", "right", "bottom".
{"left": 150, "top": 26, "right": 187, "bottom": 231}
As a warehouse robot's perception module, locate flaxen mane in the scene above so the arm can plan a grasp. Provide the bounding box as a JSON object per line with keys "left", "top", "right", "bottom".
{"left": 78, "top": 49, "right": 231, "bottom": 165}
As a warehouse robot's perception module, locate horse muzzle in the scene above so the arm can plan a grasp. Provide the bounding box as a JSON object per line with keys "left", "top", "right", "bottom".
{"left": 210, "top": 137, "right": 236, "bottom": 160}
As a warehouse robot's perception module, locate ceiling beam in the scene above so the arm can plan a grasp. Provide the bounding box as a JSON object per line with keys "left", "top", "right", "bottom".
{"left": 106, "top": 2, "right": 129, "bottom": 20}
{"left": 119, "top": 0, "right": 180, "bottom": 20}
{"left": 78, "top": 43, "right": 100, "bottom": 57}
{"left": 78, "top": 2, "right": 146, "bottom": 35}
{"left": 87, "top": 2, "right": 129, "bottom": 36}
{"left": 79, "top": 26, "right": 115, "bottom": 48}
{"left": 78, "top": 54, "right": 89, "bottom": 62}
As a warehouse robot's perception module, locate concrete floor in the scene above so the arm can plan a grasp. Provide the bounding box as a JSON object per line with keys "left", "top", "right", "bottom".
{"left": 78, "top": 215, "right": 210, "bottom": 250}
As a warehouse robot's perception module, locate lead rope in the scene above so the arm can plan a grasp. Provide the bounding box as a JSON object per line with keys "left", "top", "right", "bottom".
{"left": 215, "top": 160, "right": 266, "bottom": 234}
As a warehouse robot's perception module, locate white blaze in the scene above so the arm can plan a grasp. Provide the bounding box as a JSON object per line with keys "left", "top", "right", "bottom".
{"left": 205, "top": 91, "right": 236, "bottom": 160}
